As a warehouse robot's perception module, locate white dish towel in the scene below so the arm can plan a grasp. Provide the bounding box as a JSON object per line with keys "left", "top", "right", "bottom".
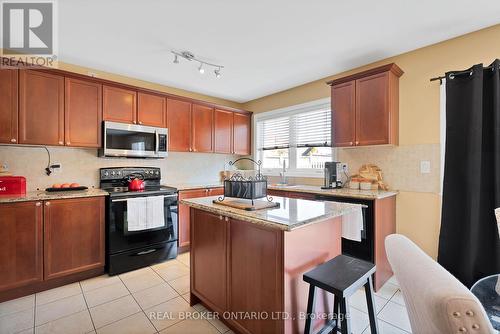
{"left": 126, "top": 196, "right": 165, "bottom": 232}
{"left": 341, "top": 206, "right": 364, "bottom": 242}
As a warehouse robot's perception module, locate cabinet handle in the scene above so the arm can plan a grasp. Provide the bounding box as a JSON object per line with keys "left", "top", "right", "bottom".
{"left": 10, "top": 138, "right": 16, "bottom": 143}
{"left": 225, "top": 217, "right": 229, "bottom": 222}
{"left": 58, "top": 141, "right": 63, "bottom": 145}
{"left": 67, "top": 141, "right": 71, "bottom": 145}
{"left": 355, "top": 141, "right": 359, "bottom": 145}
{"left": 36, "top": 202, "right": 41, "bottom": 206}
{"left": 349, "top": 141, "right": 353, "bottom": 146}
{"left": 219, "top": 215, "right": 223, "bottom": 220}
{"left": 45, "top": 202, "right": 50, "bottom": 206}
{"left": 138, "top": 121, "right": 143, "bottom": 125}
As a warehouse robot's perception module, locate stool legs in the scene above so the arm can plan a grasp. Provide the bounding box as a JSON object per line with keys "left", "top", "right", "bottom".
{"left": 339, "top": 298, "right": 351, "bottom": 334}
{"left": 304, "top": 285, "right": 316, "bottom": 334}
{"left": 364, "top": 276, "right": 379, "bottom": 334}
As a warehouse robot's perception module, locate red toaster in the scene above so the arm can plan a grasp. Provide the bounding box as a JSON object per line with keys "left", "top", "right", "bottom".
{"left": 0, "top": 176, "right": 27, "bottom": 196}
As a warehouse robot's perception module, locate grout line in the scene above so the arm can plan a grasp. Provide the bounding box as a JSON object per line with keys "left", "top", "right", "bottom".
{"left": 79, "top": 281, "right": 97, "bottom": 334}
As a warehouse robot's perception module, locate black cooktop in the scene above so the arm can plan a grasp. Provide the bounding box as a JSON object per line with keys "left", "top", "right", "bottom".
{"left": 102, "top": 185, "right": 177, "bottom": 198}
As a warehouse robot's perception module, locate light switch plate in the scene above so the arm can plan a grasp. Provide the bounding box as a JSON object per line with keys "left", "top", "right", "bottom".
{"left": 420, "top": 160, "right": 431, "bottom": 174}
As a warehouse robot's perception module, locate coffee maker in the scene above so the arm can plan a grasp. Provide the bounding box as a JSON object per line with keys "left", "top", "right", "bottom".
{"left": 322, "top": 162, "right": 344, "bottom": 189}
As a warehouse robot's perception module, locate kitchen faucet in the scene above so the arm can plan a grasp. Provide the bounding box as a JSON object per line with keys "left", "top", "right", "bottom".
{"left": 279, "top": 160, "right": 287, "bottom": 185}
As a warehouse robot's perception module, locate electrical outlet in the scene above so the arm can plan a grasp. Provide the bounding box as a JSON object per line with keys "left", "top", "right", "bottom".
{"left": 341, "top": 163, "right": 349, "bottom": 174}
{"left": 50, "top": 163, "right": 62, "bottom": 174}
{"left": 420, "top": 160, "right": 431, "bottom": 174}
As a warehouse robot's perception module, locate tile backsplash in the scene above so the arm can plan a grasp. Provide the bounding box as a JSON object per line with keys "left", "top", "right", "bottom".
{"left": 0, "top": 145, "right": 236, "bottom": 191}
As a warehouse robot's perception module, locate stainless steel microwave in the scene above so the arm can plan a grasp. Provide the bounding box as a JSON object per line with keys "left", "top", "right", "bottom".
{"left": 99, "top": 121, "right": 168, "bottom": 158}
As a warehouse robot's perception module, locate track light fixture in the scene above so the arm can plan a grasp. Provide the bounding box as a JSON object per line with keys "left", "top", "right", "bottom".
{"left": 171, "top": 50, "right": 224, "bottom": 78}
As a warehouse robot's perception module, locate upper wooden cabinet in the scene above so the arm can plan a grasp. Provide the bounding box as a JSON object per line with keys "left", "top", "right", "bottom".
{"left": 0, "top": 201, "right": 43, "bottom": 292}
{"left": 233, "top": 112, "right": 251, "bottom": 155}
{"left": 214, "top": 109, "right": 233, "bottom": 154}
{"left": 167, "top": 98, "right": 192, "bottom": 152}
{"left": 103, "top": 85, "right": 137, "bottom": 124}
{"left": 192, "top": 104, "right": 214, "bottom": 153}
{"left": 328, "top": 63, "right": 403, "bottom": 147}
{"left": 43, "top": 197, "right": 105, "bottom": 280}
{"left": 65, "top": 78, "right": 102, "bottom": 148}
{"left": 19, "top": 70, "right": 64, "bottom": 146}
{"left": 138, "top": 92, "right": 166, "bottom": 127}
{"left": 0, "top": 69, "right": 18, "bottom": 144}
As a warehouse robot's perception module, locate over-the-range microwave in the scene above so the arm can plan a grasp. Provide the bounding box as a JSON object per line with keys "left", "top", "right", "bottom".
{"left": 99, "top": 121, "right": 168, "bottom": 158}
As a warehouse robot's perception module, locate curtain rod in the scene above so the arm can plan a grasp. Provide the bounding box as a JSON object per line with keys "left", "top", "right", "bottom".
{"left": 430, "top": 65, "right": 495, "bottom": 83}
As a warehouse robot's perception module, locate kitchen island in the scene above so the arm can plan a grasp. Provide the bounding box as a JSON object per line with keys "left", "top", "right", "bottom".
{"left": 181, "top": 196, "right": 363, "bottom": 334}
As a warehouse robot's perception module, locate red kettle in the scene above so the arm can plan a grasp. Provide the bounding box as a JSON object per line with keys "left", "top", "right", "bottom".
{"left": 127, "top": 174, "right": 145, "bottom": 191}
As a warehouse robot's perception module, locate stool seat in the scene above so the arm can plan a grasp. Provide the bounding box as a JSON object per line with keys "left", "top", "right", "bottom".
{"left": 303, "top": 255, "right": 379, "bottom": 334}
{"left": 303, "top": 255, "right": 376, "bottom": 297}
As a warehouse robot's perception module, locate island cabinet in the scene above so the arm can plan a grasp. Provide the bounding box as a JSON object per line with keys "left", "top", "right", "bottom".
{"left": 0, "top": 197, "right": 105, "bottom": 302}
{"left": 328, "top": 63, "right": 403, "bottom": 147}
{"left": 0, "top": 69, "right": 18, "bottom": 144}
{"left": 65, "top": 77, "right": 102, "bottom": 148}
{"left": 19, "top": 70, "right": 65, "bottom": 146}
{"left": 189, "top": 207, "right": 343, "bottom": 334}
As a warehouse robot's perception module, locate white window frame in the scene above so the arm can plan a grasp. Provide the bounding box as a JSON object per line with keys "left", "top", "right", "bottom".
{"left": 252, "top": 98, "right": 336, "bottom": 178}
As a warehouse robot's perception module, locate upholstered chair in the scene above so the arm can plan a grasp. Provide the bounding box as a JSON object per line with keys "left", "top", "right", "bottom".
{"left": 385, "top": 234, "right": 495, "bottom": 334}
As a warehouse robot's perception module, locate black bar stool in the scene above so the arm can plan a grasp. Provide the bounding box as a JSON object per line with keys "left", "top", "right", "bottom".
{"left": 303, "top": 255, "right": 378, "bottom": 334}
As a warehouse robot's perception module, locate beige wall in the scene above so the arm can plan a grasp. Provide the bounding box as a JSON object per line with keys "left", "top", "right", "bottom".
{"left": 243, "top": 24, "right": 500, "bottom": 258}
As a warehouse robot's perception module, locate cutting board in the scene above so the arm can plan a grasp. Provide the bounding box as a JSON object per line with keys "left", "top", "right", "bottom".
{"left": 213, "top": 198, "right": 280, "bottom": 211}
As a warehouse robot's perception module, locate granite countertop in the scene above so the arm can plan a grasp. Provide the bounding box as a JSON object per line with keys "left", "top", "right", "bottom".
{"left": 0, "top": 188, "right": 109, "bottom": 204}
{"left": 268, "top": 184, "right": 398, "bottom": 200}
{"left": 181, "top": 195, "right": 362, "bottom": 231}
{"left": 164, "top": 182, "right": 224, "bottom": 191}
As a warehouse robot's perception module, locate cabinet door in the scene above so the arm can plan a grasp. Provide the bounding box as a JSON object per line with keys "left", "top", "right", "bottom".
{"left": 214, "top": 109, "right": 233, "bottom": 154}
{"left": 355, "top": 73, "right": 389, "bottom": 145}
{"left": 233, "top": 112, "right": 251, "bottom": 155}
{"left": 178, "top": 189, "right": 210, "bottom": 248}
{"left": 192, "top": 104, "right": 214, "bottom": 153}
{"left": 230, "top": 218, "right": 283, "bottom": 334}
{"left": 0, "top": 201, "right": 43, "bottom": 292}
{"left": 167, "top": 98, "right": 192, "bottom": 152}
{"left": 0, "top": 69, "right": 18, "bottom": 144}
{"left": 207, "top": 187, "right": 224, "bottom": 197}
{"left": 44, "top": 197, "right": 105, "bottom": 280}
{"left": 103, "top": 85, "right": 137, "bottom": 124}
{"left": 191, "top": 209, "right": 227, "bottom": 311}
{"left": 19, "top": 70, "right": 64, "bottom": 145}
{"left": 65, "top": 78, "right": 102, "bottom": 148}
{"left": 331, "top": 80, "right": 356, "bottom": 147}
{"left": 138, "top": 92, "right": 166, "bottom": 127}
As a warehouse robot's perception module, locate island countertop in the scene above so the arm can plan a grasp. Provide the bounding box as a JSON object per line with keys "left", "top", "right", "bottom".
{"left": 268, "top": 184, "right": 398, "bottom": 200}
{"left": 180, "top": 195, "right": 362, "bottom": 231}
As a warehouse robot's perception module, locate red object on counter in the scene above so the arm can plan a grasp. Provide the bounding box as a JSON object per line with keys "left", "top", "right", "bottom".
{"left": 0, "top": 176, "right": 27, "bottom": 196}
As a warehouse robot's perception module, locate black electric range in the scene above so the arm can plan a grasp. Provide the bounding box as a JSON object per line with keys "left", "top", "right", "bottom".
{"left": 100, "top": 167, "right": 178, "bottom": 275}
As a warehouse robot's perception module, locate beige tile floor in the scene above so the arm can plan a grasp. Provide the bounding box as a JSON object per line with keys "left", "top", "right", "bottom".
{"left": 0, "top": 252, "right": 411, "bottom": 334}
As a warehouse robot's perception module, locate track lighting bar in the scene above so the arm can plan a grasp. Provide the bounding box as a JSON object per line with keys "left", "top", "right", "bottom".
{"left": 171, "top": 50, "right": 224, "bottom": 78}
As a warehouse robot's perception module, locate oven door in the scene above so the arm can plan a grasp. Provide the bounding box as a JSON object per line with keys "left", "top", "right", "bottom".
{"left": 107, "top": 193, "right": 178, "bottom": 254}
{"left": 101, "top": 121, "right": 168, "bottom": 158}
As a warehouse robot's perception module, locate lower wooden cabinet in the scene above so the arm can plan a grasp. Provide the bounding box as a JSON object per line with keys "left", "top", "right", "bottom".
{"left": 0, "top": 201, "right": 43, "bottom": 292}
{"left": 44, "top": 197, "right": 105, "bottom": 280}
{"left": 178, "top": 187, "right": 223, "bottom": 249}
{"left": 0, "top": 197, "right": 105, "bottom": 299}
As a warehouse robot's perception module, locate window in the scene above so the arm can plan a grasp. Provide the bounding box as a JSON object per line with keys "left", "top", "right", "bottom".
{"left": 254, "top": 99, "right": 334, "bottom": 177}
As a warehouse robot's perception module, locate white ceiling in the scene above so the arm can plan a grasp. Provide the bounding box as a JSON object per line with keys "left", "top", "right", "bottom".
{"left": 58, "top": 0, "right": 500, "bottom": 103}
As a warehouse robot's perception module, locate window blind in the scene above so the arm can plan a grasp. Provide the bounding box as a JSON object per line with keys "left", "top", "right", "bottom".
{"left": 257, "top": 107, "right": 332, "bottom": 150}
{"left": 257, "top": 116, "right": 290, "bottom": 150}
{"left": 294, "top": 108, "right": 331, "bottom": 147}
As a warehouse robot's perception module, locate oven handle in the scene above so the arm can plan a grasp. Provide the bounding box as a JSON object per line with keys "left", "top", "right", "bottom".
{"left": 111, "top": 194, "right": 178, "bottom": 202}
{"left": 135, "top": 249, "right": 157, "bottom": 256}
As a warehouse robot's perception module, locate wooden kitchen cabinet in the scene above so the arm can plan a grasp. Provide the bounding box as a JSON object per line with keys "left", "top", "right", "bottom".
{"left": 233, "top": 112, "right": 251, "bottom": 155}
{"left": 0, "top": 201, "right": 43, "bottom": 292}
{"left": 191, "top": 209, "right": 227, "bottom": 311}
{"left": 214, "top": 109, "right": 233, "bottom": 154}
{"left": 65, "top": 78, "right": 102, "bottom": 148}
{"left": 178, "top": 187, "right": 223, "bottom": 249}
{"left": 192, "top": 104, "right": 214, "bottom": 153}
{"left": 331, "top": 80, "right": 356, "bottom": 147}
{"left": 19, "top": 70, "right": 65, "bottom": 146}
{"left": 167, "top": 98, "right": 192, "bottom": 152}
{"left": 328, "top": 63, "right": 402, "bottom": 147}
{"left": 103, "top": 85, "right": 137, "bottom": 124}
{"left": 138, "top": 92, "right": 166, "bottom": 127}
{"left": 43, "top": 197, "right": 105, "bottom": 280}
{"left": 0, "top": 69, "right": 18, "bottom": 144}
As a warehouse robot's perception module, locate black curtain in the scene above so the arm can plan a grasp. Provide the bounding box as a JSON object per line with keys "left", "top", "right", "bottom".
{"left": 439, "top": 60, "right": 500, "bottom": 288}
